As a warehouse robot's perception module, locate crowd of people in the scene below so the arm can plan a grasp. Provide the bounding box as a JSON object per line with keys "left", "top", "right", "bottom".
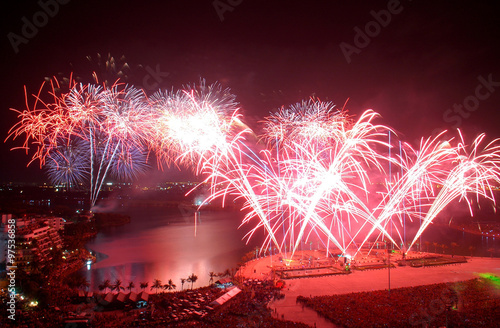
{"left": 86, "top": 278, "right": 306, "bottom": 328}
{"left": 6, "top": 262, "right": 499, "bottom": 328}
{"left": 0, "top": 277, "right": 309, "bottom": 327}
{"left": 195, "top": 279, "right": 306, "bottom": 328}
{"left": 297, "top": 278, "right": 500, "bottom": 327}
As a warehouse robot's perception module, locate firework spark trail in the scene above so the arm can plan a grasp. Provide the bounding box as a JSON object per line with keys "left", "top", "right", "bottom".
{"left": 87, "top": 84, "right": 151, "bottom": 205}
{"left": 260, "top": 107, "right": 399, "bottom": 257}
{"left": 350, "top": 133, "right": 459, "bottom": 253}
{"left": 7, "top": 79, "right": 500, "bottom": 260}
{"left": 195, "top": 144, "right": 284, "bottom": 252}
{"left": 158, "top": 94, "right": 500, "bottom": 259}
{"left": 408, "top": 133, "right": 500, "bottom": 251}
{"left": 7, "top": 81, "right": 76, "bottom": 167}
{"left": 8, "top": 79, "right": 151, "bottom": 208}
{"left": 144, "top": 81, "right": 287, "bottom": 250}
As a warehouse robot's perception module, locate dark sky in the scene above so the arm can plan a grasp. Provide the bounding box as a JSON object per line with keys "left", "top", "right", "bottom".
{"left": 1, "top": 0, "right": 500, "bottom": 183}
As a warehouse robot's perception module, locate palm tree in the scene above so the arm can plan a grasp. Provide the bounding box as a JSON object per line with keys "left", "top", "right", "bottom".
{"left": 170, "top": 279, "right": 177, "bottom": 291}
{"left": 164, "top": 279, "right": 176, "bottom": 292}
{"left": 79, "top": 279, "right": 90, "bottom": 292}
{"left": 450, "top": 242, "right": 458, "bottom": 256}
{"left": 424, "top": 241, "right": 430, "bottom": 253}
{"left": 180, "top": 278, "right": 186, "bottom": 291}
{"left": 113, "top": 279, "right": 125, "bottom": 292}
{"left": 187, "top": 273, "right": 198, "bottom": 289}
{"left": 433, "top": 242, "right": 438, "bottom": 253}
{"left": 151, "top": 279, "right": 163, "bottom": 294}
{"left": 100, "top": 279, "right": 111, "bottom": 293}
{"left": 140, "top": 282, "right": 149, "bottom": 291}
{"left": 126, "top": 281, "right": 135, "bottom": 293}
{"left": 209, "top": 271, "right": 216, "bottom": 285}
{"left": 66, "top": 274, "right": 89, "bottom": 291}
{"left": 469, "top": 246, "right": 476, "bottom": 257}
{"left": 231, "top": 268, "right": 239, "bottom": 280}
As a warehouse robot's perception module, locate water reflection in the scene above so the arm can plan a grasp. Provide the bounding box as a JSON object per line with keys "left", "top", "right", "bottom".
{"left": 80, "top": 205, "right": 499, "bottom": 292}
{"left": 81, "top": 207, "right": 257, "bottom": 291}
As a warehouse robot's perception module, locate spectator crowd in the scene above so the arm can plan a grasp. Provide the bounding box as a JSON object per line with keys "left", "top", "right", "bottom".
{"left": 297, "top": 278, "right": 500, "bottom": 327}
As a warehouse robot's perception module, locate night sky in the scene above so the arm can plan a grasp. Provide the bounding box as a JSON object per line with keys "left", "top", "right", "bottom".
{"left": 1, "top": 0, "right": 500, "bottom": 184}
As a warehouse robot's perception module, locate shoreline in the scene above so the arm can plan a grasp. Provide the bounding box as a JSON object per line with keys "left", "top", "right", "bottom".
{"left": 238, "top": 252, "right": 500, "bottom": 328}
{"left": 237, "top": 253, "right": 500, "bottom": 328}
{"left": 446, "top": 222, "right": 500, "bottom": 238}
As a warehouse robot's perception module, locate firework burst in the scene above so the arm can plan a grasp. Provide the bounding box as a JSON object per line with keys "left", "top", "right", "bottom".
{"left": 7, "top": 78, "right": 500, "bottom": 260}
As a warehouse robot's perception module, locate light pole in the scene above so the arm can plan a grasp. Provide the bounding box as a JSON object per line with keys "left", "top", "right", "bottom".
{"left": 386, "top": 240, "right": 391, "bottom": 296}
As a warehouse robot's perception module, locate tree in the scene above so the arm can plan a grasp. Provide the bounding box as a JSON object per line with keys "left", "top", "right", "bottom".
{"left": 187, "top": 273, "right": 198, "bottom": 289}
{"left": 164, "top": 279, "right": 176, "bottom": 292}
{"left": 151, "top": 279, "right": 163, "bottom": 294}
{"left": 65, "top": 273, "right": 88, "bottom": 291}
{"left": 127, "top": 281, "right": 135, "bottom": 292}
{"left": 424, "top": 241, "right": 430, "bottom": 253}
{"left": 169, "top": 279, "right": 177, "bottom": 291}
{"left": 99, "top": 279, "right": 111, "bottom": 293}
{"left": 113, "top": 279, "right": 125, "bottom": 292}
{"left": 450, "top": 242, "right": 458, "bottom": 256}
{"left": 78, "top": 278, "right": 90, "bottom": 292}
{"left": 46, "top": 248, "right": 64, "bottom": 275}
{"left": 209, "top": 271, "right": 216, "bottom": 285}
{"left": 230, "top": 267, "right": 238, "bottom": 280}
{"left": 469, "top": 246, "right": 476, "bottom": 257}
{"left": 140, "top": 282, "right": 149, "bottom": 291}
{"left": 180, "top": 278, "right": 186, "bottom": 291}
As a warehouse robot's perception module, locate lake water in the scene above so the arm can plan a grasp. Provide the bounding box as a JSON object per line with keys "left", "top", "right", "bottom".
{"left": 81, "top": 205, "right": 259, "bottom": 291}
{"left": 80, "top": 204, "right": 500, "bottom": 292}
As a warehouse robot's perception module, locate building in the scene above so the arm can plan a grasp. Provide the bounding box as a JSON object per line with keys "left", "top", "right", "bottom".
{"left": 15, "top": 224, "right": 64, "bottom": 268}
{"left": 0, "top": 214, "right": 64, "bottom": 269}
{"left": 44, "top": 217, "right": 66, "bottom": 231}
{"left": 0, "top": 214, "right": 13, "bottom": 264}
